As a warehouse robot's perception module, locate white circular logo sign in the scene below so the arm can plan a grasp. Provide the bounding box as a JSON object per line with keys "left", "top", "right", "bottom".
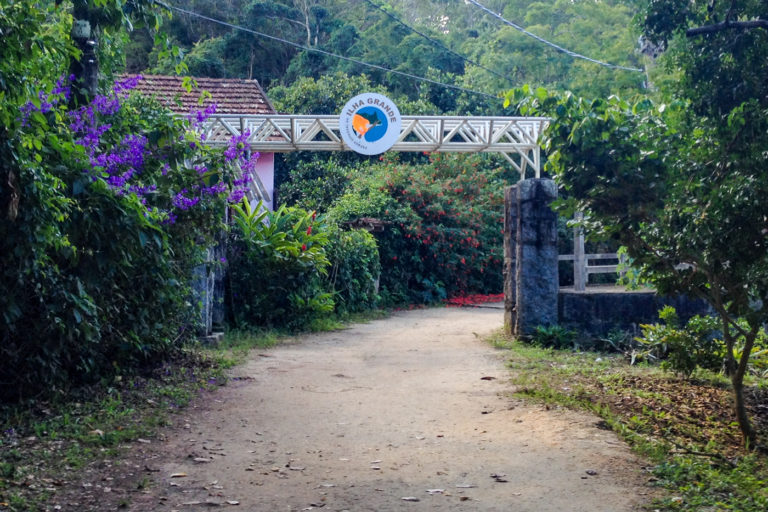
{"left": 339, "top": 93, "right": 402, "bottom": 156}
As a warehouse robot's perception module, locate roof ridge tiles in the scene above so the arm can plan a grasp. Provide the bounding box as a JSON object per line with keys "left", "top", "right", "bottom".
{"left": 119, "top": 74, "right": 276, "bottom": 115}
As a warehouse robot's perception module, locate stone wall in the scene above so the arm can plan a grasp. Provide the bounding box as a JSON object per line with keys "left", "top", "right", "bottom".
{"left": 558, "top": 288, "right": 712, "bottom": 335}
{"left": 503, "top": 178, "right": 713, "bottom": 338}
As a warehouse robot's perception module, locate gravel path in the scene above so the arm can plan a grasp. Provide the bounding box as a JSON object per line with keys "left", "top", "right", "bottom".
{"left": 128, "top": 305, "right": 652, "bottom": 511}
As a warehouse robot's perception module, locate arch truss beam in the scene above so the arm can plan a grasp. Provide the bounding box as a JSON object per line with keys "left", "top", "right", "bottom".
{"left": 202, "top": 115, "right": 549, "bottom": 179}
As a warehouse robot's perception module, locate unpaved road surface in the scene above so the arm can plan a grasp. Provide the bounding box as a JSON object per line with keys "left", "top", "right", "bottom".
{"left": 128, "top": 306, "right": 653, "bottom": 511}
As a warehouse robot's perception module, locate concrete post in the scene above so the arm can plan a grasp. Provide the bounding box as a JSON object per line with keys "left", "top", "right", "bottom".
{"left": 573, "top": 211, "right": 586, "bottom": 291}
{"left": 504, "top": 179, "right": 559, "bottom": 336}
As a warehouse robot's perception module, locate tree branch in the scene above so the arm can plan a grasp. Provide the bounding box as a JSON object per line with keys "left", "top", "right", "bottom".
{"left": 687, "top": 19, "right": 768, "bottom": 37}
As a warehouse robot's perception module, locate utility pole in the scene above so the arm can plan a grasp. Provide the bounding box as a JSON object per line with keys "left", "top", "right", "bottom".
{"left": 70, "top": 2, "right": 99, "bottom": 104}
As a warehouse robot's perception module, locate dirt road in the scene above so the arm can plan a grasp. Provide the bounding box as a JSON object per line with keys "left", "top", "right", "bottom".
{"left": 129, "top": 305, "right": 652, "bottom": 511}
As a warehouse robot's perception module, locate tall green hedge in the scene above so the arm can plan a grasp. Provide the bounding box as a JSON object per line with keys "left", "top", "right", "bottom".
{"left": 1, "top": 75, "right": 244, "bottom": 401}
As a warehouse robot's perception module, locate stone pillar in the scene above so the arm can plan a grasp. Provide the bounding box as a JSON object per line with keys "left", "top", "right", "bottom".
{"left": 504, "top": 179, "right": 559, "bottom": 336}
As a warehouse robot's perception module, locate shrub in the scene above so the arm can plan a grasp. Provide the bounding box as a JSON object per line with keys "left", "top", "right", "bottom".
{"left": 636, "top": 306, "right": 726, "bottom": 378}
{"left": 1, "top": 75, "right": 250, "bottom": 401}
{"left": 277, "top": 157, "right": 356, "bottom": 212}
{"left": 327, "top": 153, "right": 507, "bottom": 305}
{"left": 227, "top": 199, "right": 333, "bottom": 329}
{"left": 325, "top": 226, "right": 380, "bottom": 314}
{"left": 531, "top": 325, "right": 577, "bottom": 350}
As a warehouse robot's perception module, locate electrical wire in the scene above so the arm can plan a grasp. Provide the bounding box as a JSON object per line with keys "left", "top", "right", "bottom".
{"left": 167, "top": 4, "right": 499, "bottom": 100}
{"left": 362, "top": 0, "right": 515, "bottom": 86}
{"left": 464, "top": 0, "right": 644, "bottom": 73}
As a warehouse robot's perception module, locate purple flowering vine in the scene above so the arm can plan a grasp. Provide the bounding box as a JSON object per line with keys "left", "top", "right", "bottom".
{"left": 19, "top": 73, "right": 260, "bottom": 226}
{"left": 19, "top": 74, "right": 75, "bottom": 126}
{"left": 188, "top": 103, "right": 217, "bottom": 129}
{"left": 173, "top": 189, "right": 201, "bottom": 210}
{"left": 224, "top": 131, "right": 251, "bottom": 162}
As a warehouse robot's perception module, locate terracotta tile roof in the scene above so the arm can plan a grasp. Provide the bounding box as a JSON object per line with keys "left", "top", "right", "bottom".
{"left": 122, "top": 74, "right": 276, "bottom": 115}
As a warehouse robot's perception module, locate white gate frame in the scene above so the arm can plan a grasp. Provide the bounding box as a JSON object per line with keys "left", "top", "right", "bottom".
{"left": 201, "top": 114, "right": 549, "bottom": 180}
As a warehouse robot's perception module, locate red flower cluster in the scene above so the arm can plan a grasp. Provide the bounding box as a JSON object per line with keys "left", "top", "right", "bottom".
{"left": 372, "top": 154, "right": 507, "bottom": 302}
{"left": 445, "top": 293, "right": 504, "bottom": 308}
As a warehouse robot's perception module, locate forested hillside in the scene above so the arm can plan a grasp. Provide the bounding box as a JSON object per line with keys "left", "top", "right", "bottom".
{"left": 127, "top": 0, "right": 648, "bottom": 112}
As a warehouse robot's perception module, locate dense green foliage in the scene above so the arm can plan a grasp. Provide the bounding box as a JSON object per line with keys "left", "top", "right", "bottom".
{"left": 135, "top": 0, "right": 646, "bottom": 105}
{"left": 277, "top": 157, "right": 356, "bottom": 211}
{"left": 326, "top": 153, "right": 508, "bottom": 304}
{"left": 0, "top": 1, "right": 248, "bottom": 400}
{"left": 637, "top": 307, "right": 730, "bottom": 378}
{"left": 637, "top": 306, "right": 768, "bottom": 379}
{"left": 1, "top": 83, "right": 240, "bottom": 400}
{"left": 510, "top": 0, "right": 768, "bottom": 446}
{"left": 325, "top": 226, "right": 380, "bottom": 314}
{"left": 227, "top": 199, "right": 333, "bottom": 329}
{"left": 226, "top": 197, "right": 379, "bottom": 325}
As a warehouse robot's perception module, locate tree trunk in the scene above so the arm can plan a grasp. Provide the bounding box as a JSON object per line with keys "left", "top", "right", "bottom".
{"left": 717, "top": 304, "right": 758, "bottom": 448}
{"left": 248, "top": 46, "right": 255, "bottom": 80}
{"left": 732, "top": 372, "right": 757, "bottom": 448}
{"left": 296, "top": 0, "right": 312, "bottom": 47}
{"left": 722, "top": 318, "right": 737, "bottom": 377}
{"left": 729, "top": 322, "right": 758, "bottom": 448}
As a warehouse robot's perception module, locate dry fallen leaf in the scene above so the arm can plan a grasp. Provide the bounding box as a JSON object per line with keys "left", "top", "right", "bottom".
{"left": 170, "top": 472, "right": 188, "bottom": 478}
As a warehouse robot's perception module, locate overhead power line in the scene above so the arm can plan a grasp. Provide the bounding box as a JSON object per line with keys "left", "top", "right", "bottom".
{"left": 464, "top": 0, "right": 645, "bottom": 73}
{"left": 167, "top": 4, "right": 499, "bottom": 100}
{"left": 362, "top": 0, "right": 515, "bottom": 86}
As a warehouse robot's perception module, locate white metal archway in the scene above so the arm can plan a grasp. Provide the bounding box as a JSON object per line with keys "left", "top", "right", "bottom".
{"left": 202, "top": 114, "right": 548, "bottom": 179}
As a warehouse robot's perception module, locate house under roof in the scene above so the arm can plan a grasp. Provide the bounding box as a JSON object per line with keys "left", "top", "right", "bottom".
{"left": 124, "top": 74, "right": 277, "bottom": 211}
{"left": 125, "top": 74, "right": 277, "bottom": 116}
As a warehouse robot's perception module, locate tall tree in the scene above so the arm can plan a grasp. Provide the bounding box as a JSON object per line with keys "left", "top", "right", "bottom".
{"left": 512, "top": 0, "right": 768, "bottom": 448}
{"left": 127, "top": 0, "right": 646, "bottom": 102}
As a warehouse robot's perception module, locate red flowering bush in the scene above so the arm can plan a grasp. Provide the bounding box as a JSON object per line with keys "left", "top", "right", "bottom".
{"left": 328, "top": 153, "right": 509, "bottom": 305}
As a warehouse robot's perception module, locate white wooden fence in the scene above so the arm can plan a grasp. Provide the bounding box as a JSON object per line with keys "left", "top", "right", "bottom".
{"left": 558, "top": 212, "right": 626, "bottom": 291}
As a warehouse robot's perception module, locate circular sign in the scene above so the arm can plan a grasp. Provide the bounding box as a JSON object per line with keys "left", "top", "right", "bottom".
{"left": 339, "top": 93, "right": 402, "bottom": 155}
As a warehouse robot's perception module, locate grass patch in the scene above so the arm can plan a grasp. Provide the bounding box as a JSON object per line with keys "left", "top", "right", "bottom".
{"left": 487, "top": 329, "right": 768, "bottom": 512}
{"left": 0, "top": 349, "right": 231, "bottom": 511}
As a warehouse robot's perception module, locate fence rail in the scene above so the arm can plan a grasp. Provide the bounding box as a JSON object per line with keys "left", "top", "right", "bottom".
{"left": 558, "top": 252, "right": 625, "bottom": 290}
{"left": 560, "top": 212, "right": 626, "bottom": 290}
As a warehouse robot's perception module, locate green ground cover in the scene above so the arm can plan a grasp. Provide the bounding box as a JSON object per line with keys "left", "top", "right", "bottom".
{"left": 485, "top": 330, "right": 768, "bottom": 511}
